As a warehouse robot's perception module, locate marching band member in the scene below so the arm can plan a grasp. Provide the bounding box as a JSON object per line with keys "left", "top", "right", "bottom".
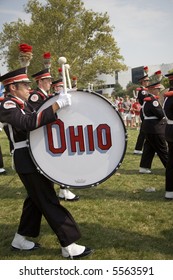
{"left": 51, "top": 78, "right": 80, "bottom": 201}
{"left": 71, "top": 76, "right": 78, "bottom": 89}
{"left": 28, "top": 68, "right": 80, "bottom": 201}
{"left": 51, "top": 78, "right": 64, "bottom": 94}
{"left": 133, "top": 74, "right": 150, "bottom": 155}
{"left": 163, "top": 72, "right": 173, "bottom": 199}
{"left": 0, "top": 67, "right": 92, "bottom": 258}
{"left": 28, "top": 70, "right": 79, "bottom": 202}
{"left": 139, "top": 82, "right": 168, "bottom": 174}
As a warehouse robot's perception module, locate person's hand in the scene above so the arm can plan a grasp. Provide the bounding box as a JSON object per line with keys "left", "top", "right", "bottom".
{"left": 56, "top": 93, "right": 71, "bottom": 109}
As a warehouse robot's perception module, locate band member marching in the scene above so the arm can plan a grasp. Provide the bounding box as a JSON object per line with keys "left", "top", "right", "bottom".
{"left": 133, "top": 74, "right": 150, "bottom": 155}
{"left": 139, "top": 81, "right": 168, "bottom": 173}
{"left": 0, "top": 67, "right": 93, "bottom": 258}
{"left": 28, "top": 52, "right": 79, "bottom": 201}
{"left": 50, "top": 66, "right": 80, "bottom": 201}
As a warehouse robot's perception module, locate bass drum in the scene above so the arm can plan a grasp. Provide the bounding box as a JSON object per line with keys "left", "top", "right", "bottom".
{"left": 28, "top": 90, "right": 127, "bottom": 188}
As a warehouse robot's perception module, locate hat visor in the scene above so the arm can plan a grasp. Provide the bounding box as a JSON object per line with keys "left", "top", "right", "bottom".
{"left": 15, "top": 79, "right": 31, "bottom": 83}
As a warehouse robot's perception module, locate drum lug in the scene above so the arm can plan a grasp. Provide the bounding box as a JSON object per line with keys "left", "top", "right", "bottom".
{"left": 36, "top": 166, "right": 43, "bottom": 174}
{"left": 61, "top": 184, "right": 70, "bottom": 188}
{"left": 91, "top": 183, "right": 99, "bottom": 187}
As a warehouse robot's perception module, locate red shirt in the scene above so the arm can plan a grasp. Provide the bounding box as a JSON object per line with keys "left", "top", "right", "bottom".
{"left": 132, "top": 102, "right": 141, "bottom": 115}
{"left": 118, "top": 101, "right": 124, "bottom": 113}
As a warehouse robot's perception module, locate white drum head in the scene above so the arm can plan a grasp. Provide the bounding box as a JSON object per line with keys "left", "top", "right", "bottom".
{"left": 29, "top": 91, "right": 127, "bottom": 188}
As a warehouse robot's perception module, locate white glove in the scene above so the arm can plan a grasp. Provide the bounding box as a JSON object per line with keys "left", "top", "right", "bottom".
{"left": 56, "top": 93, "right": 71, "bottom": 109}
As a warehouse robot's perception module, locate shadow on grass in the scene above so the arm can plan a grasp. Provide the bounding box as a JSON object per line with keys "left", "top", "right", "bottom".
{"left": 0, "top": 182, "right": 168, "bottom": 202}
{"left": 0, "top": 184, "right": 25, "bottom": 200}
{"left": 0, "top": 222, "right": 173, "bottom": 260}
{"left": 72, "top": 186, "right": 168, "bottom": 203}
{"left": 119, "top": 168, "right": 165, "bottom": 176}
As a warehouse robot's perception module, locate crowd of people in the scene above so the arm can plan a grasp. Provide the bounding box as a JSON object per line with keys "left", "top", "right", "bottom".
{"left": 113, "top": 95, "right": 141, "bottom": 129}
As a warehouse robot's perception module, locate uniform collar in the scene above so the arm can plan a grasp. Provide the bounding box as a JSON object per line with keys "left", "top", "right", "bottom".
{"left": 38, "top": 87, "right": 48, "bottom": 97}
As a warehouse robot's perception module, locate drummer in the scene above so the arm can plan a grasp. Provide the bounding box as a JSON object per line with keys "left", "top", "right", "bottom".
{"left": 51, "top": 78, "right": 64, "bottom": 94}
{"left": 0, "top": 67, "right": 92, "bottom": 258}
{"left": 28, "top": 70, "right": 80, "bottom": 201}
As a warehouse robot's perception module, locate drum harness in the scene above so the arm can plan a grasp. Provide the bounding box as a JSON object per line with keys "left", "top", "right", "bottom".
{"left": 7, "top": 123, "right": 27, "bottom": 170}
{"left": 7, "top": 123, "right": 28, "bottom": 150}
{"left": 142, "top": 101, "right": 158, "bottom": 120}
{"left": 142, "top": 97, "right": 167, "bottom": 122}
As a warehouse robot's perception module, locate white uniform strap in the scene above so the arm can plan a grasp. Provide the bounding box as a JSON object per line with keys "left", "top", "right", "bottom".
{"left": 167, "top": 119, "right": 173, "bottom": 124}
{"left": 8, "top": 124, "right": 27, "bottom": 150}
{"left": 142, "top": 101, "right": 158, "bottom": 120}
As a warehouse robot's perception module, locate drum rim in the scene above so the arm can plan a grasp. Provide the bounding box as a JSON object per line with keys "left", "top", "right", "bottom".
{"left": 28, "top": 90, "right": 128, "bottom": 189}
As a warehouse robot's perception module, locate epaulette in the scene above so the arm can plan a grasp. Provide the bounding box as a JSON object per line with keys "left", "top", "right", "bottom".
{"left": 29, "top": 89, "right": 46, "bottom": 100}
{"left": 144, "top": 95, "right": 159, "bottom": 101}
{"left": 11, "top": 98, "right": 25, "bottom": 109}
{"left": 136, "top": 87, "right": 148, "bottom": 91}
{"left": 1, "top": 97, "right": 25, "bottom": 109}
{"left": 164, "top": 91, "right": 173, "bottom": 97}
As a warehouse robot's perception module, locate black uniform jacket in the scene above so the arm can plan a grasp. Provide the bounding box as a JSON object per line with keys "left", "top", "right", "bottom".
{"left": 28, "top": 87, "right": 48, "bottom": 109}
{"left": 141, "top": 95, "right": 166, "bottom": 134}
{"left": 0, "top": 94, "right": 57, "bottom": 173}
{"left": 137, "top": 86, "right": 149, "bottom": 121}
{"left": 137, "top": 86, "right": 148, "bottom": 106}
{"left": 163, "top": 89, "right": 173, "bottom": 142}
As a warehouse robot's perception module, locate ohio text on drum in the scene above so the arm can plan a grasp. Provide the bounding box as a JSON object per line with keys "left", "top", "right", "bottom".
{"left": 28, "top": 90, "right": 128, "bottom": 188}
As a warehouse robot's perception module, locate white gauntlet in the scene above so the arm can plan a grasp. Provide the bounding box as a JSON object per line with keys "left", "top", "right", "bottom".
{"left": 0, "top": 122, "right": 4, "bottom": 131}
{"left": 56, "top": 93, "right": 71, "bottom": 109}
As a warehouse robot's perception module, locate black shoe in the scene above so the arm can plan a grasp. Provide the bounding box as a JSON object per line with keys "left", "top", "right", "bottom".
{"left": 72, "top": 247, "right": 93, "bottom": 259}
{"left": 11, "top": 242, "right": 41, "bottom": 251}
{"left": 59, "top": 195, "right": 80, "bottom": 201}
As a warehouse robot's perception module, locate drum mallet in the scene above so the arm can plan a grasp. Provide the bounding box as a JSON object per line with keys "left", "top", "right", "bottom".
{"left": 65, "top": 64, "right": 72, "bottom": 90}
{"left": 58, "top": 56, "right": 67, "bottom": 94}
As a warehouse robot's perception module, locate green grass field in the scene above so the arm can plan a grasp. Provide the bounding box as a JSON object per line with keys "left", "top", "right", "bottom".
{"left": 0, "top": 128, "right": 173, "bottom": 260}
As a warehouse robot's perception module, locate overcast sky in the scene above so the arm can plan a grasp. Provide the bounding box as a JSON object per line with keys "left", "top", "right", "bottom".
{"left": 0, "top": 0, "right": 173, "bottom": 71}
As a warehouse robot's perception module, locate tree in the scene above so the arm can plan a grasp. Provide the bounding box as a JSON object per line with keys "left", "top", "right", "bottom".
{"left": 126, "top": 81, "right": 138, "bottom": 98}
{"left": 0, "top": 0, "right": 126, "bottom": 87}
{"left": 112, "top": 82, "right": 126, "bottom": 97}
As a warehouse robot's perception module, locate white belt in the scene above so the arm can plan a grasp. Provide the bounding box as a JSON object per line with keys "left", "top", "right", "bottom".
{"left": 167, "top": 119, "right": 173, "bottom": 124}
{"left": 13, "top": 141, "right": 28, "bottom": 149}
{"left": 144, "top": 116, "right": 158, "bottom": 120}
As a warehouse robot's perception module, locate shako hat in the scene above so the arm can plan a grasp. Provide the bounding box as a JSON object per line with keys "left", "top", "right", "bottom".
{"left": 138, "top": 74, "right": 149, "bottom": 82}
{"left": 0, "top": 67, "right": 30, "bottom": 86}
{"left": 52, "top": 78, "right": 63, "bottom": 88}
{"left": 165, "top": 72, "right": 173, "bottom": 81}
{"left": 147, "top": 82, "right": 162, "bottom": 89}
{"left": 31, "top": 68, "right": 52, "bottom": 81}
